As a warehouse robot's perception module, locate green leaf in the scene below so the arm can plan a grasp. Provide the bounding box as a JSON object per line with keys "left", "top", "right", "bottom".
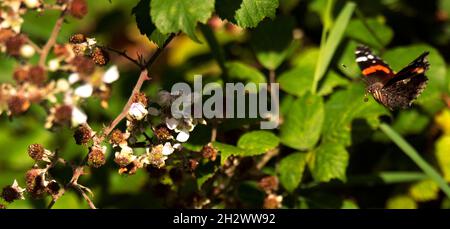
{"left": 409, "top": 179, "right": 440, "bottom": 202}
{"left": 237, "top": 130, "right": 279, "bottom": 155}
{"left": 318, "top": 71, "right": 349, "bottom": 96}
{"left": 278, "top": 152, "right": 308, "bottom": 192}
{"left": 309, "top": 143, "right": 349, "bottom": 182}
{"left": 213, "top": 142, "right": 245, "bottom": 165}
{"left": 383, "top": 45, "right": 447, "bottom": 114}
{"left": 391, "top": 110, "right": 430, "bottom": 136}
{"left": 279, "top": 47, "right": 320, "bottom": 96}
{"left": 196, "top": 161, "right": 218, "bottom": 188}
{"left": 346, "top": 17, "right": 393, "bottom": 49}
{"left": 277, "top": 66, "right": 314, "bottom": 97}
{"left": 132, "top": 0, "right": 155, "bottom": 39}
{"left": 151, "top": 0, "right": 215, "bottom": 42}
{"left": 386, "top": 195, "right": 417, "bottom": 209}
{"left": 312, "top": 2, "right": 356, "bottom": 93}
{"left": 280, "top": 93, "right": 324, "bottom": 150}
{"left": 322, "top": 83, "right": 389, "bottom": 146}
{"left": 226, "top": 61, "right": 267, "bottom": 84}
{"left": 132, "top": 0, "right": 169, "bottom": 47}
{"left": 251, "top": 16, "right": 295, "bottom": 70}
{"left": 435, "top": 135, "right": 450, "bottom": 182}
{"left": 235, "top": 0, "right": 279, "bottom": 28}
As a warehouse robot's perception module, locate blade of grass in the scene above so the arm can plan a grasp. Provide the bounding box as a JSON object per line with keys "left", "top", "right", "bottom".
{"left": 301, "top": 172, "right": 428, "bottom": 189}
{"left": 380, "top": 123, "right": 450, "bottom": 198}
{"left": 312, "top": 1, "right": 356, "bottom": 94}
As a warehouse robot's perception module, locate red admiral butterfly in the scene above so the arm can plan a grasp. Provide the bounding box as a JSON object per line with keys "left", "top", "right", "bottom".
{"left": 355, "top": 45, "right": 429, "bottom": 110}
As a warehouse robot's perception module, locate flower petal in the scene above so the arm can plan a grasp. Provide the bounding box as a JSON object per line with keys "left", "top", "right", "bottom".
{"left": 72, "top": 107, "right": 87, "bottom": 126}
{"left": 102, "top": 65, "right": 120, "bottom": 84}
{"left": 165, "top": 117, "right": 179, "bottom": 130}
{"left": 176, "top": 130, "right": 190, "bottom": 142}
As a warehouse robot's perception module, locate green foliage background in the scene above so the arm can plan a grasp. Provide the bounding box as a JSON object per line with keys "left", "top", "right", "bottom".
{"left": 1, "top": 0, "right": 450, "bottom": 209}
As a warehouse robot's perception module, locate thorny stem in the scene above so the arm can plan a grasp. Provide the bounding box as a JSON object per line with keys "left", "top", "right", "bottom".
{"left": 101, "top": 34, "right": 175, "bottom": 138}
{"left": 39, "top": 7, "right": 67, "bottom": 67}
{"left": 101, "top": 46, "right": 144, "bottom": 69}
{"left": 46, "top": 30, "right": 175, "bottom": 208}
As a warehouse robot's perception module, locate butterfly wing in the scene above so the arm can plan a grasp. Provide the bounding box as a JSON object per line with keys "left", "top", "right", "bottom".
{"left": 384, "top": 51, "right": 430, "bottom": 87}
{"left": 380, "top": 74, "right": 428, "bottom": 109}
{"left": 355, "top": 45, "right": 394, "bottom": 86}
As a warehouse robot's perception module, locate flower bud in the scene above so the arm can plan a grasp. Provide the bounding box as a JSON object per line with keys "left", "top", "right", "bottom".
{"left": 20, "top": 44, "right": 35, "bottom": 58}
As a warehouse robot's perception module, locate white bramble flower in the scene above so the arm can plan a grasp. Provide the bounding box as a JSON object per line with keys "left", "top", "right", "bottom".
{"left": 128, "top": 102, "right": 148, "bottom": 121}
{"left": 0, "top": 12, "right": 24, "bottom": 33}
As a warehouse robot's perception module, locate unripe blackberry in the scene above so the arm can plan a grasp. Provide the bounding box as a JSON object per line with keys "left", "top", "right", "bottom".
{"left": 0, "top": 29, "right": 15, "bottom": 44}
{"left": 53, "top": 44, "right": 70, "bottom": 57}
{"left": 259, "top": 176, "right": 279, "bottom": 193}
{"left": 153, "top": 125, "right": 173, "bottom": 141}
{"left": 45, "top": 180, "right": 60, "bottom": 196}
{"left": 69, "top": 33, "right": 86, "bottom": 44}
{"left": 5, "top": 34, "right": 27, "bottom": 57}
{"left": 263, "top": 194, "right": 283, "bottom": 209}
{"left": 7, "top": 95, "right": 30, "bottom": 115}
{"left": 88, "top": 146, "right": 106, "bottom": 168}
{"left": 28, "top": 66, "right": 47, "bottom": 85}
{"left": 188, "top": 159, "right": 199, "bottom": 171}
{"left": 69, "top": 0, "right": 88, "bottom": 19}
{"left": 131, "top": 92, "right": 148, "bottom": 106}
{"left": 28, "top": 144, "right": 45, "bottom": 161}
{"left": 25, "top": 168, "right": 46, "bottom": 198}
{"left": 13, "top": 67, "right": 29, "bottom": 83}
{"left": 1, "top": 181, "right": 25, "bottom": 203}
{"left": 54, "top": 105, "right": 73, "bottom": 125}
{"left": 110, "top": 129, "right": 126, "bottom": 146}
{"left": 71, "top": 56, "right": 95, "bottom": 75}
{"left": 201, "top": 143, "right": 217, "bottom": 161}
{"left": 73, "top": 124, "right": 92, "bottom": 145}
{"left": 91, "top": 47, "right": 109, "bottom": 66}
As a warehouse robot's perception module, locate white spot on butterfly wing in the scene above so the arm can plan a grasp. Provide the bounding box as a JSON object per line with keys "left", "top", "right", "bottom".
{"left": 356, "top": 56, "right": 368, "bottom": 62}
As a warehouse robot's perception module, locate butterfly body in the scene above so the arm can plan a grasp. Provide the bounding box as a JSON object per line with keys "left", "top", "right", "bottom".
{"left": 355, "top": 45, "right": 429, "bottom": 110}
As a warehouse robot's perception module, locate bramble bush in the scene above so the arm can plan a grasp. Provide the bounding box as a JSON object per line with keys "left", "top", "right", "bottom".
{"left": 1, "top": 0, "right": 450, "bottom": 209}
